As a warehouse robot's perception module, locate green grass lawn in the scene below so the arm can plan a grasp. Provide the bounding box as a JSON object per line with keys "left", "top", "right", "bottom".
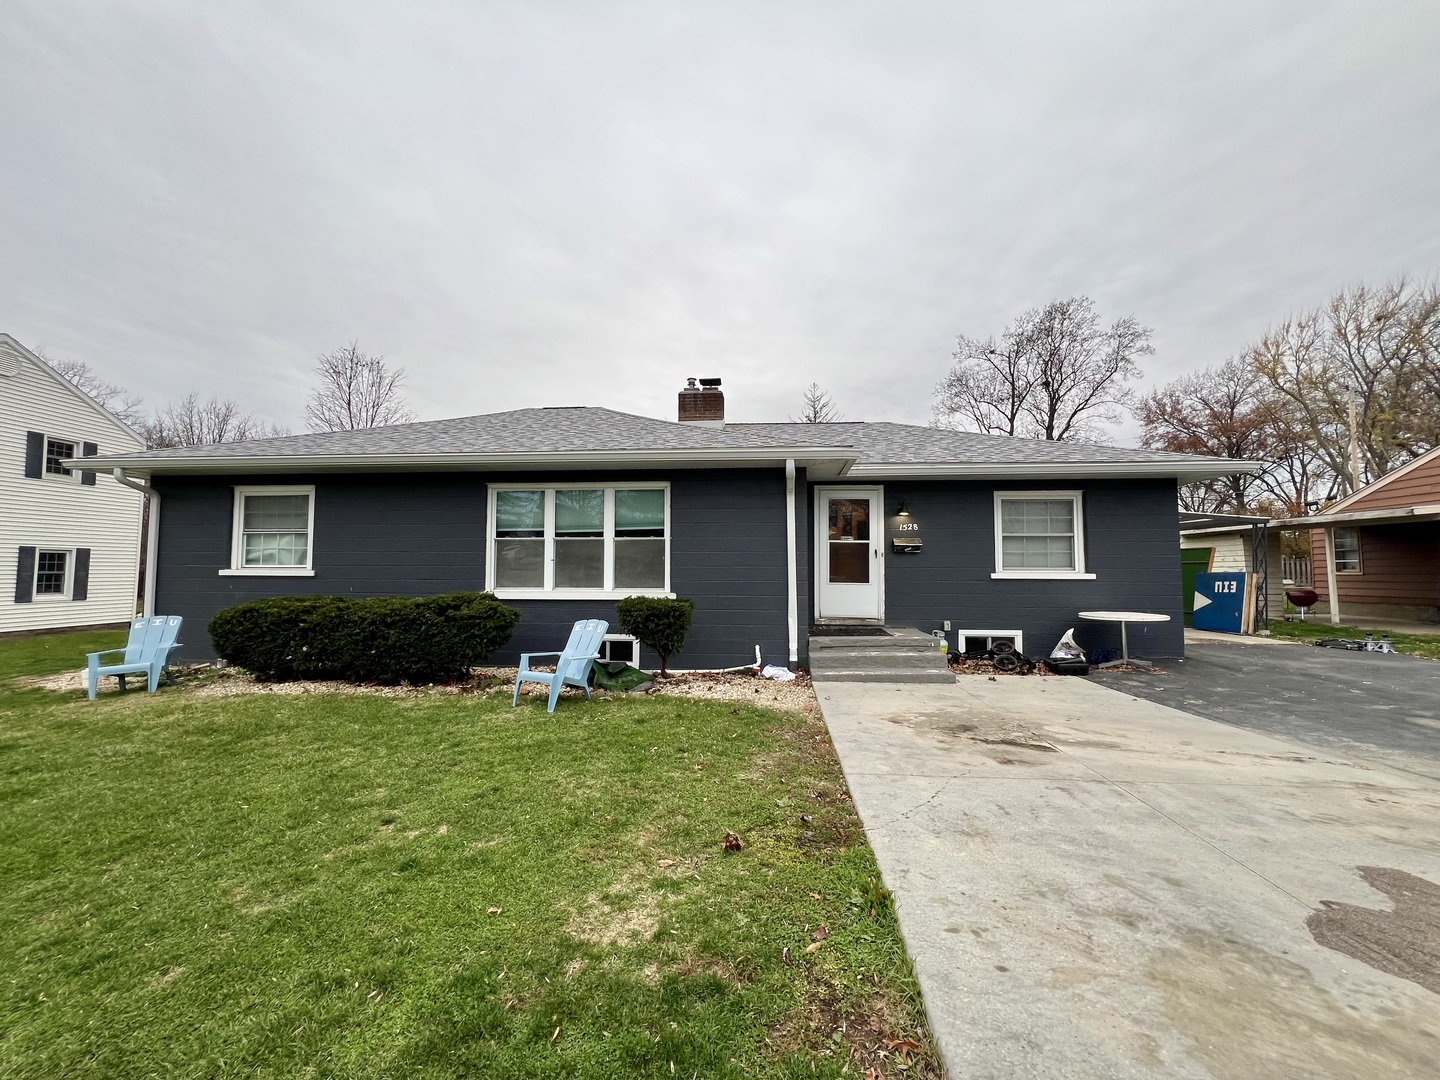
{"left": 0, "top": 630, "right": 936, "bottom": 1079}
{"left": 1267, "top": 619, "right": 1440, "bottom": 659}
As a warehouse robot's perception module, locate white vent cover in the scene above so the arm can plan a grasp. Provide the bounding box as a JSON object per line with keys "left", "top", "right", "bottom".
{"left": 0, "top": 339, "right": 23, "bottom": 377}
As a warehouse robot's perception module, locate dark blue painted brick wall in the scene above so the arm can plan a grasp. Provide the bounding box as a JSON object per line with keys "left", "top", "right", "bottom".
{"left": 862, "top": 478, "right": 1184, "bottom": 657}
{"left": 151, "top": 469, "right": 798, "bottom": 671}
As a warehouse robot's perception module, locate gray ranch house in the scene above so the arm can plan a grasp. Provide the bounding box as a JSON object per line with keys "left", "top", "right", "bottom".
{"left": 80, "top": 380, "right": 1251, "bottom": 670}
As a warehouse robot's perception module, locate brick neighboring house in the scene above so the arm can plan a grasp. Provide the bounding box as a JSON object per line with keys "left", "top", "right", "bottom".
{"left": 1276, "top": 446, "right": 1440, "bottom": 625}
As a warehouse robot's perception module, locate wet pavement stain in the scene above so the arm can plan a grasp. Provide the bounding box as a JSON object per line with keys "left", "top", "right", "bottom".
{"left": 1308, "top": 866, "right": 1440, "bottom": 996}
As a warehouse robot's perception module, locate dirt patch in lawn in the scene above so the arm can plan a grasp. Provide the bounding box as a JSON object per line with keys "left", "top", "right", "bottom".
{"left": 768, "top": 973, "right": 942, "bottom": 1078}
{"left": 1307, "top": 866, "right": 1440, "bottom": 996}
{"left": 566, "top": 877, "right": 662, "bottom": 948}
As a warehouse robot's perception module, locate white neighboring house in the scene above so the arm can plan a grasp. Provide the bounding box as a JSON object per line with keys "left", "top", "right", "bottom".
{"left": 0, "top": 333, "right": 146, "bottom": 634}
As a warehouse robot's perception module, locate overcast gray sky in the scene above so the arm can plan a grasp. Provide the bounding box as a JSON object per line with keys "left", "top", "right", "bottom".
{"left": 4, "top": 1, "right": 1438, "bottom": 439}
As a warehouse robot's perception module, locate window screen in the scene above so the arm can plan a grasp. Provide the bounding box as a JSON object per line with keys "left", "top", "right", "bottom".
{"left": 494, "top": 489, "right": 545, "bottom": 588}
{"left": 1333, "top": 528, "right": 1361, "bottom": 573}
{"left": 241, "top": 493, "right": 311, "bottom": 567}
{"left": 999, "top": 498, "right": 1077, "bottom": 571}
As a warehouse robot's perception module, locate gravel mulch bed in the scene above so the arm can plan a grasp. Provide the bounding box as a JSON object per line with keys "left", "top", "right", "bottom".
{"left": 19, "top": 664, "right": 821, "bottom": 716}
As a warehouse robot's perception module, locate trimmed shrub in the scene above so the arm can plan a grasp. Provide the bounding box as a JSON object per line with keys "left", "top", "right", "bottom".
{"left": 208, "top": 592, "right": 520, "bottom": 684}
{"left": 616, "top": 595, "right": 694, "bottom": 675}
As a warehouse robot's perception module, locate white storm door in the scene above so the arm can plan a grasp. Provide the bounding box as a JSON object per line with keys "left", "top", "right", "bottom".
{"left": 817, "top": 488, "right": 883, "bottom": 620}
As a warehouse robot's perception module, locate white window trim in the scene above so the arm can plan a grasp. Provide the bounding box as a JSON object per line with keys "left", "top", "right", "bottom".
{"left": 991, "top": 490, "right": 1096, "bottom": 580}
{"left": 1332, "top": 527, "right": 1362, "bottom": 574}
{"left": 486, "top": 482, "right": 673, "bottom": 600}
{"left": 221, "top": 485, "right": 317, "bottom": 577}
{"left": 33, "top": 547, "right": 74, "bottom": 600}
{"left": 954, "top": 629, "right": 1025, "bottom": 654}
{"left": 42, "top": 433, "right": 82, "bottom": 483}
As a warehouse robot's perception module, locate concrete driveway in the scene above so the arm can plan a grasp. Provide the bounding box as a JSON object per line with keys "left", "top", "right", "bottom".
{"left": 1094, "top": 635, "right": 1440, "bottom": 780}
{"left": 816, "top": 675, "right": 1440, "bottom": 1079}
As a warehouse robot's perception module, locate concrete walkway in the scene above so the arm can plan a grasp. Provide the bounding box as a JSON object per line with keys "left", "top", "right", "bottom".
{"left": 815, "top": 675, "right": 1440, "bottom": 1078}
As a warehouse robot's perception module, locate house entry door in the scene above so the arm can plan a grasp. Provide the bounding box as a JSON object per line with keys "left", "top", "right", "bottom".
{"left": 817, "top": 488, "right": 883, "bottom": 621}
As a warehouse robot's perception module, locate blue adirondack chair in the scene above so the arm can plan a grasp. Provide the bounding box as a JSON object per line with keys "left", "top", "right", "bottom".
{"left": 512, "top": 619, "right": 609, "bottom": 713}
{"left": 87, "top": 616, "right": 184, "bottom": 700}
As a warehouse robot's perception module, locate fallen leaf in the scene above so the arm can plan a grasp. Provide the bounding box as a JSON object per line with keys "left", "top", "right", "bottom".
{"left": 805, "top": 940, "right": 824, "bottom": 954}
{"left": 811, "top": 926, "right": 829, "bottom": 941}
{"left": 799, "top": 813, "right": 812, "bottom": 824}
{"left": 487, "top": 906, "right": 503, "bottom": 915}
{"left": 809, "top": 892, "right": 823, "bottom": 901}
{"left": 550, "top": 1026, "right": 560, "bottom": 1043}
{"left": 887, "top": 1038, "right": 921, "bottom": 1062}
{"left": 782, "top": 946, "right": 792, "bottom": 965}
{"left": 723, "top": 831, "right": 743, "bottom": 852}
{"left": 657, "top": 859, "right": 676, "bottom": 868}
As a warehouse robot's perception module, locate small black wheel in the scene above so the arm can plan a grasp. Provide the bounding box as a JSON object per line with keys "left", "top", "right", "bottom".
{"left": 992, "top": 641, "right": 1016, "bottom": 655}
{"left": 993, "top": 653, "right": 1019, "bottom": 673}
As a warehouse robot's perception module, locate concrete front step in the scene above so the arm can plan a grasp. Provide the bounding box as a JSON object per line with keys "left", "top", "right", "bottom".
{"left": 809, "top": 626, "right": 955, "bottom": 684}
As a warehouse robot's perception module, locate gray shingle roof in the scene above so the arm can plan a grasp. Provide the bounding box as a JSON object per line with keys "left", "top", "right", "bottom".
{"left": 89, "top": 406, "right": 1221, "bottom": 471}
{"left": 730, "top": 422, "right": 1201, "bottom": 466}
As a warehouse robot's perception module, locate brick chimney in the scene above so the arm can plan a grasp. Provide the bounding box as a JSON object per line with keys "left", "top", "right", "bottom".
{"left": 678, "top": 377, "right": 724, "bottom": 426}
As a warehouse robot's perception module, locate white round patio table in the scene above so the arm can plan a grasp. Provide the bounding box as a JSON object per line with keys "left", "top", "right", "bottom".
{"left": 1077, "top": 611, "right": 1171, "bottom": 669}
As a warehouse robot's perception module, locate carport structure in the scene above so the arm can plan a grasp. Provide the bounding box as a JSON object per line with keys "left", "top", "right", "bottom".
{"left": 1275, "top": 445, "right": 1440, "bottom": 627}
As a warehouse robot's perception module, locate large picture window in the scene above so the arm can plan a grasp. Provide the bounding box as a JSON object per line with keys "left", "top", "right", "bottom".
{"left": 992, "top": 491, "right": 1094, "bottom": 579}
{"left": 222, "top": 486, "right": 316, "bottom": 576}
{"left": 489, "top": 484, "right": 670, "bottom": 598}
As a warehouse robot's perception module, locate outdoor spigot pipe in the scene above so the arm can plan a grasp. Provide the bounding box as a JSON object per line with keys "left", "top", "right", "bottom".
{"left": 113, "top": 468, "right": 159, "bottom": 618}
{"left": 785, "top": 459, "right": 799, "bottom": 664}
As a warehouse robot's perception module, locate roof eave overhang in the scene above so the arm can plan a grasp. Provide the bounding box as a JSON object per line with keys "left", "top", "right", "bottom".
{"left": 1272, "top": 504, "right": 1440, "bottom": 528}
{"left": 846, "top": 460, "right": 1263, "bottom": 482}
{"left": 70, "top": 446, "right": 861, "bottom": 476}
{"left": 1180, "top": 524, "right": 1271, "bottom": 536}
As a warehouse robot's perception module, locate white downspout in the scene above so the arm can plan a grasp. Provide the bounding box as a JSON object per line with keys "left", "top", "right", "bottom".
{"left": 785, "top": 458, "right": 799, "bottom": 665}
{"left": 1323, "top": 526, "right": 1341, "bottom": 627}
{"left": 114, "top": 468, "right": 159, "bottom": 618}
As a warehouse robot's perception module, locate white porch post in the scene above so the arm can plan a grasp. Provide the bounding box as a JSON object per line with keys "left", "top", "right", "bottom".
{"left": 1323, "top": 526, "right": 1342, "bottom": 626}
{"left": 785, "top": 459, "right": 799, "bottom": 664}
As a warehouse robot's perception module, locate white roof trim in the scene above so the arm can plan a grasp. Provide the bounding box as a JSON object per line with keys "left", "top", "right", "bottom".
{"left": 0, "top": 333, "right": 146, "bottom": 448}
{"left": 75, "top": 445, "right": 863, "bottom": 474}
{"left": 1272, "top": 504, "right": 1440, "bottom": 528}
{"left": 848, "top": 460, "right": 1264, "bottom": 482}
{"left": 1325, "top": 445, "right": 1440, "bottom": 514}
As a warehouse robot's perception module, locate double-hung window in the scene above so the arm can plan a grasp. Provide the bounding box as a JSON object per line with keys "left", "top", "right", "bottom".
{"left": 489, "top": 484, "right": 670, "bottom": 598}
{"left": 35, "top": 550, "right": 71, "bottom": 597}
{"left": 1332, "top": 528, "right": 1361, "bottom": 573}
{"left": 992, "top": 491, "right": 1094, "bottom": 579}
{"left": 45, "top": 438, "right": 77, "bottom": 478}
{"left": 223, "top": 486, "right": 316, "bottom": 576}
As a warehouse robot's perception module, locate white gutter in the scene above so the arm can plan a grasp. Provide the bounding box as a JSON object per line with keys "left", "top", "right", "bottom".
{"left": 74, "top": 445, "right": 862, "bottom": 474}
{"left": 785, "top": 459, "right": 799, "bottom": 666}
{"left": 847, "top": 460, "right": 1265, "bottom": 482}
{"left": 1272, "top": 504, "right": 1440, "bottom": 528}
{"left": 112, "top": 468, "right": 159, "bottom": 618}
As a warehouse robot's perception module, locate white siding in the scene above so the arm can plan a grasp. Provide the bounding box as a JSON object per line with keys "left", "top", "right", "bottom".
{"left": 1181, "top": 532, "right": 1245, "bottom": 570}
{"left": 0, "top": 339, "right": 145, "bottom": 633}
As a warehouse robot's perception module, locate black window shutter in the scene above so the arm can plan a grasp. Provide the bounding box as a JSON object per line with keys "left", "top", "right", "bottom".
{"left": 14, "top": 547, "right": 36, "bottom": 603}
{"left": 24, "top": 432, "right": 43, "bottom": 478}
{"left": 72, "top": 548, "right": 92, "bottom": 601}
{"left": 81, "top": 442, "right": 98, "bottom": 486}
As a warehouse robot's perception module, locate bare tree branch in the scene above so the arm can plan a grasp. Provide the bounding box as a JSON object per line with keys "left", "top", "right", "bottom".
{"left": 141, "top": 394, "right": 290, "bottom": 449}
{"left": 38, "top": 347, "right": 145, "bottom": 425}
{"left": 933, "top": 297, "right": 1148, "bottom": 442}
{"left": 305, "top": 342, "right": 415, "bottom": 432}
{"left": 792, "top": 382, "right": 843, "bottom": 423}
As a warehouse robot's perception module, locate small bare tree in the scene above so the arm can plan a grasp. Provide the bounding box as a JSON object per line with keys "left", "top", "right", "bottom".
{"left": 934, "top": 297, "right": 1150, "bottom": 441}
{"left": 39, "top": 348, "right": 145, "bottom": 425}
{"left": 793, "top": 383, "right": 843, "bottom": 423}
{"left": 306, "top": 342, "right": 415, "bottom": 432}
{"left": 142, "top": 394, "right": 289, "bottom": 449}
